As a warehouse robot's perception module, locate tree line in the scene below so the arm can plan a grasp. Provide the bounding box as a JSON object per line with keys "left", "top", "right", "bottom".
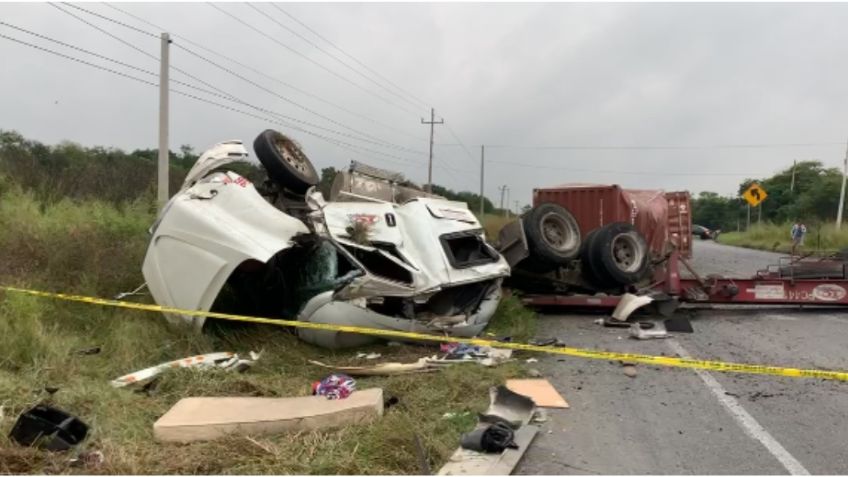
{"left": 0, "top": 130, "right": 497, "bottom": 213}
{"left": 692, "top": 160, "right": 846, "bottom": 231}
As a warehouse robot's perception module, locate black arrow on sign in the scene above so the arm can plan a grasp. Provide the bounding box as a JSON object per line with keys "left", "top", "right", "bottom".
{"left": 751, "top": 189, "right": 760, "bottom": 201}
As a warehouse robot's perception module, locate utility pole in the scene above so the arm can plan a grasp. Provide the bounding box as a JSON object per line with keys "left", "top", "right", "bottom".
{"left": 837, "top": 139, "right": 848, "bottom": 229}
{"left": 790, "top": 160, "right": 797, "bottom": 192}
{"left": 479, "top": 145, "right": 485, "bottom": 218}
{"left": 420, "top": 108, "right": 443, "bottom": 193}
{"left": 505, "top": 187, "right": 511, "bottom": 218}
{"left": 746, "top": 203, "right": 751, "bottom": 230}
{"left": 157, "top": 32, "right": 171, "bottom": 211}
{"left": 498, "top": 185, "right": 508, "bottom": 217}
{"left": 514, "top": 200, "right": 520, "bottom": 215}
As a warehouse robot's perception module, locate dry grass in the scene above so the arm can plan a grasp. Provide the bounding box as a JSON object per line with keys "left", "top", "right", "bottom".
{"left": 0, "top": 185, "right": 537, "bottom": 474}
{"left": 480, "top": 214, "right": 516, "bottom": 242}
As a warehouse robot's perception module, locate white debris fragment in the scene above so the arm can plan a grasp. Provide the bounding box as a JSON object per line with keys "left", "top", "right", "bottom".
{"left": 110, "top": 351, "right": 262, "bottom": 388}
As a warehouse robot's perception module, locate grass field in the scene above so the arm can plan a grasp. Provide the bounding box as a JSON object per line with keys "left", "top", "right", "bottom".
{"left": 719, "top": 222, "right": 848, "bottom": 254}
{"left": 0, "top": 183, "right": 536, "bottom": 474}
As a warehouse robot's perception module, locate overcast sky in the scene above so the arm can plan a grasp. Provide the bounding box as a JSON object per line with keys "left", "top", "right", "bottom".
{"left": 3, "top": 2, "right": 848, "bottom": 208}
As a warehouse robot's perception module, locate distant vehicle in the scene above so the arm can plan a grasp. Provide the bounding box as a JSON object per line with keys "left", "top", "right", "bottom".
{"left": 693, "top": 224, "right": 717, "bottom": 240}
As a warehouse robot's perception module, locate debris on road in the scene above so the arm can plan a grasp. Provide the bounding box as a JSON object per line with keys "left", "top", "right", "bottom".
{"left": 311, "top": 374, "right": 356, "bottom": 400}
{"left": 527, "top": 368, "right": 542, "bottom": 378}
{"left": 460, "top": 421, "right": 518, "bottom": 453}
{"left": 153, "top": 388, "right": 384, "bottom": 443}
{"left": 356, "top": 352, "right": 382, "bottom": 360}
{"left": 10, "top": 405, "right": 88, "bottom": 451}
{"left": 629, "top": 321, "right": 669, "bottom": 340}
{"left": 505, "top": 379, "right": 569, "bottom": 409}
{"left": 110, "top": 351, "right": 261, "bottom": 388}
{"left": 611, "top": 293, "right": 654, "bottom": 321}
{"left": 622, "top": 364, "right": 638, "bottom": 378}
{"left": 664, "top": 316, "right": 694, "bottom": 333}
{"left": 525, "top": 358, "right": 538, "bottom": 363}
{"left": 438, "top": 386, "right": 539, "bottom": 475}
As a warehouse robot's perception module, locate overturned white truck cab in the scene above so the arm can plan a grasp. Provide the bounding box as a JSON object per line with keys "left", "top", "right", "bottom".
{"left": 142, "top": 130, "right": 510, "bottom": 348}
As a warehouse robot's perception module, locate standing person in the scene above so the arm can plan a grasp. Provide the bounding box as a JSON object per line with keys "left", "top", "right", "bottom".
{"left": 791, "top": 221, "right": 807, "bottom": 256}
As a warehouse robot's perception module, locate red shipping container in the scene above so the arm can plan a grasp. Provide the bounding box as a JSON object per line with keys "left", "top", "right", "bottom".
{"left": 532, "top": 184, "right": 692, "bottom": 259}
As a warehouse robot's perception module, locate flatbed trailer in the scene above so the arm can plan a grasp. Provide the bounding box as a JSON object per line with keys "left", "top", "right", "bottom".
{"left": 522, "top": 250, "right": 848, "bottom": 309}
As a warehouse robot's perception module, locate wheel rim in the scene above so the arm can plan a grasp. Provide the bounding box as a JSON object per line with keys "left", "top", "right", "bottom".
{"left": 274, "top": 137, "right": 309, "bottom": 175}
{"left": 610, "top": 232, "right": 644, "bottom": 273}
{"left": 540, "top": 212, "right": 578, "bottom": 253}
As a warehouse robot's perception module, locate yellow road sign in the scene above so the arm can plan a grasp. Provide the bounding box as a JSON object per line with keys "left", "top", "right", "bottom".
{"left": 743, "top": 183, "right": 767, "bottom": 207}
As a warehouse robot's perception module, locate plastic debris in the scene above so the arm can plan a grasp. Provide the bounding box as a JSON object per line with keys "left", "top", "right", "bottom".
{"left": 629, "top": 322, "right": 668, "bottom": 340}
{"left": 312, "top": 374, "right": 357, "bottom": 400}
{"left": 526, "top": 358, "right": 539, "bottom": 363}
{"left": 356, "top": 352, "right": 382, "bottom": 360}
{"left": 110, "top": 351, "right": 262, "bottom": 388}
{"left": 10, "top": 405, "right": 88, "bottom": 451}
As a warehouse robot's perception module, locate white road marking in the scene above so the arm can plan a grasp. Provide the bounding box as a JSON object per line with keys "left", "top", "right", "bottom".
{"left": 667, "top": 340, "right": 810, "bottom": 476}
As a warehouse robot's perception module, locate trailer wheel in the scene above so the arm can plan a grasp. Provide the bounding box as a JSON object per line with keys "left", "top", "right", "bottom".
{"left": 253, "top": 129, "right": 319, "bottom": 194}
{"left": 592, "top": 222, "right": 649, "bottom": 286}
{"left": 521, "top": 203, "right": 581, "bottom": 272}
{"left": 579, "top": 228, "right": 606, "bottom": 287}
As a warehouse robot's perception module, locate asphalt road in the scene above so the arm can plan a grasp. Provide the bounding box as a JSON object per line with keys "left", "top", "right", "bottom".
{"left": 516, "top": 240, "right": 848, "bottom": 475}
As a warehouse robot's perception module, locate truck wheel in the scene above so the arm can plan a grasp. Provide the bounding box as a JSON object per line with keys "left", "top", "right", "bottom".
{"left": 592, "top": 222, "right": 649, "bottom": 286}
{"left": 253, "top": 129, "right": 319, "bottom": 194}
{"left": 521, "top": 203, "right": 581, "bottom": 272}
{"left": 579, "top": 228, "right": 606, "bottom": 286}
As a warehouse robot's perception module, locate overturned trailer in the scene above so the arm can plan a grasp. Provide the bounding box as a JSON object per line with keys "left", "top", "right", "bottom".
{"left": 142, "top": 131, "right": 510, "bottom": 348}
{"left": 499, "top": 184, "right": 692, "bottom": 297}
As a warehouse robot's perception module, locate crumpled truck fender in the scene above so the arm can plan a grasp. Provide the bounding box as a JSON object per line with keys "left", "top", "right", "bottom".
{"left": 142, "top": 174, "right": 309, "bottom": 330}
{"left": 297, "top": 281, "right": 503, "bottom": 349}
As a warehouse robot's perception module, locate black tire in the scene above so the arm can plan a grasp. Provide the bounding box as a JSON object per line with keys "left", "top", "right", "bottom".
{"left": 520, "top": 203, "right": 581, "bottom": 273}
{"left": 579, "top": 228, "right": 606, "bottom": 287}
{"left": 253, "top": 130, "right": 319, "bottom": 194}
{"left": 591, "top": 222, "right": 649, "bottom": 286}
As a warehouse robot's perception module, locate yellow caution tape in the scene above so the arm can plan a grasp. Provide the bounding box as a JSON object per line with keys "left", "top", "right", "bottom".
{"left": 2, "top": 285, "right": 847, "bottom": 382}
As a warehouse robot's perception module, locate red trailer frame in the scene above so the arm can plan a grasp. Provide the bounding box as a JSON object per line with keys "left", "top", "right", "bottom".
{"left": 523, "top": 250, "right": 848, "bottom": 308}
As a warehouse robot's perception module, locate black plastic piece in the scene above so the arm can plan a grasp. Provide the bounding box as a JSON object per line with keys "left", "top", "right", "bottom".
{"left": 9, "top": 405, "right": 88, "bottom": 451}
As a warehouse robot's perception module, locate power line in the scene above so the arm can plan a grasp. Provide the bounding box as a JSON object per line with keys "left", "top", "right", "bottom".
{"left": 475, "top": 142, "right": 845, "bottom": 151}
{"left": 101, "top": 2, "right": 424, "bottom": 142}
{"left": 247, "top": 2, "right": 424, "bottom": 113}
{"left": 48, "top": 2, "right": 241, "bottom": 105}
{"left": 0, "top": 32, "right": 157, "bottom": 87}
{"left": 443, "top": 122, "right": 477, "bottom": 166}
{"left": 0, "top": 21, "right": 251, "bottom": 103}
{"left": 0, "top": 21, "right": 156, "bottom": 77}
{"left": 486, "top": 159, "right": 759, "bottom": 177}
{"left": 207, "top": 2, "right": 420, "bottom": 117}
{"left": 58, "top": 2, "right": 158, "bottom": 38}
{"left": 0, "top": 32, "right": 420, "bottom": 167}
{"left": 173, "top": 43, "right": 426, "bottom": 156}
{"left": 47, "top": 3, "right": 425, "bottom": 159}
{"left": 270, "top": 3, "right": 430, "bottom": 110}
